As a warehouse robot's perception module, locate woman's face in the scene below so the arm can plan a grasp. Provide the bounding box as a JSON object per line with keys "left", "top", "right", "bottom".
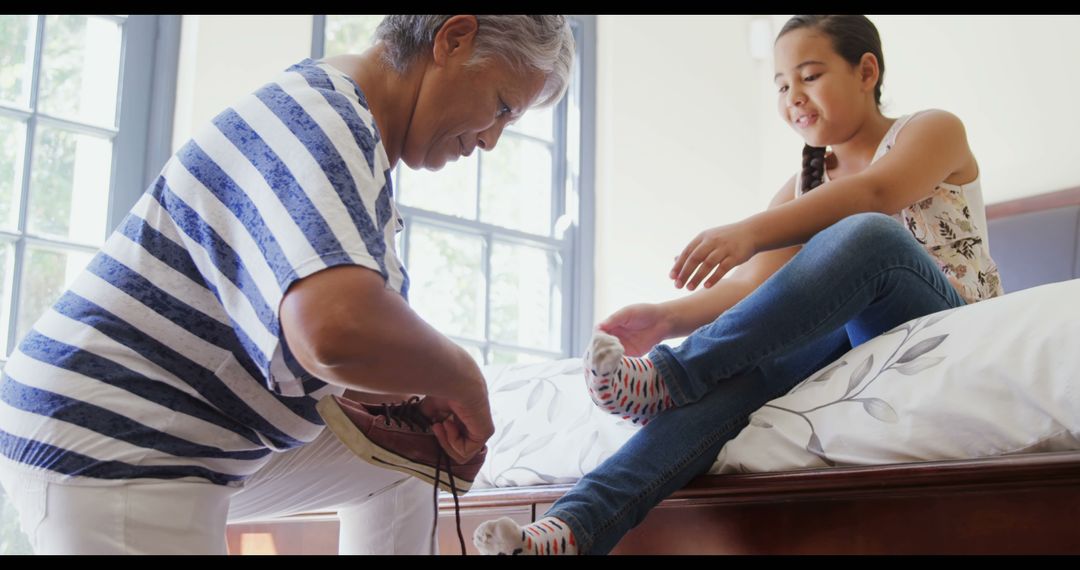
{"left": 400, "top": 17, "right": 548, "bottom": 171}
{"left": 773, "top": 28, "right": 872, "bottom": 148}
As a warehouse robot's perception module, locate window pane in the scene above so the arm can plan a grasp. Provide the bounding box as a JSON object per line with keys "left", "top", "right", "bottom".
{"left": 479, "top": 135, "right": 552, "bottom": 235}
{"left": 407, "top": 224, "right": 485, "bottom": 340}
{"left": 489, "top": 349, "right": 549, "bottom": 366}
{"left": 0, "top": 15, "right": 36, "bottom": 108}
{"left": 398, "top": 154, "right": 478, "bottom": 220}
{"left": 0, "top": 116, "right": 25, "bottom": 231}
{"left": 0, "top": 487, "right": 33, "bottom": 554}
{"left": 0, "top": 240, "right": 14, "bottom": 354}
{"left": 490, "top": 242, "right": 562, "bottom": 351}
{"left": 38, "top": 15, "right": 122, "bottom": 127}
{"left": 509, "top": 104, "right": 553, "bottom": 142}
{"left": 28, "top": 124, "right": 111, "bottom": 245}
{"left": 325, "top": 15, "right": 384, "bottom": 56}
{"left": 15, "top": 245, "right": 94, "bottom": 345}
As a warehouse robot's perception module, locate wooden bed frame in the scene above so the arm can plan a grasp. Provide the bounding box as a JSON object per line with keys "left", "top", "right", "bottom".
{"left": 428, "top": 187, "right": 1080, "bottom": 555}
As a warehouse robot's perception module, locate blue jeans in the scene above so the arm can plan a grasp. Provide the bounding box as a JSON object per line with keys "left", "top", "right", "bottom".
{"left": 546, "top": 213, "right": 967, "bottom": 554}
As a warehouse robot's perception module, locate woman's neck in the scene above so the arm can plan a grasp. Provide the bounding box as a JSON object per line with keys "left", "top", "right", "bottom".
{"left": 322, "top": 45, "right": 424, "bottom": 168}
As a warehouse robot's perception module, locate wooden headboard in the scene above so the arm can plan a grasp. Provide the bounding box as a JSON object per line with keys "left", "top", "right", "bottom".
{"left": 986, "top": 185, "right": 1080, "bottom": 293}
{"left": 987, "top": 186, "right": 1080, "bottom": 219}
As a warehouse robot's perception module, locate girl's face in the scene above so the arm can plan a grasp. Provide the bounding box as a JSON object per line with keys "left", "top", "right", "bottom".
{"left": 773, "top": 28, "right": 876, "bottom": 148}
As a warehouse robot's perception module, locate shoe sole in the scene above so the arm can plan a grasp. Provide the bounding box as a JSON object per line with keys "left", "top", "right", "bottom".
{"left": 316, "top": 395, "right": 475, "bottom": 494}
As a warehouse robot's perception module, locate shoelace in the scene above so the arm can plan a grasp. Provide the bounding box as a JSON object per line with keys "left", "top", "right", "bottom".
{"left": 379, "top": 397, "right": 467, "bottom": 555}
{"left": 378, "top": 396, "right": 432, "bottom": 432}
{"left": 434, "top": 447, "right": 465, "bottom": 555}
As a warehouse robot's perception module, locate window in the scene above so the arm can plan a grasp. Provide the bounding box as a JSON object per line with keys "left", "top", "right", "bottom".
{"left": 313, "top": 15, "right": 595, "bottom": 366}
{"left": 0, "top": 14, "right": 179, "bottom": 554}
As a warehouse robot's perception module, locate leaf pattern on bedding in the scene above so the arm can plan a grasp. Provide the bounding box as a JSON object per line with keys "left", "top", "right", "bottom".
{"left": 762, "top": 310, "right": 954, "bottom": 467}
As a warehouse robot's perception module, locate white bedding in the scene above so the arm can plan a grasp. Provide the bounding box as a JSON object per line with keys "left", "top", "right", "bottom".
{"left": 471, "top": 278, "right": 1080, "bottom": 490}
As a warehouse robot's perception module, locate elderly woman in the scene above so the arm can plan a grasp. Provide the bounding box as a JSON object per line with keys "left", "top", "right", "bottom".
{"left": 0, "top": 15, "right": 574, "bottom": 554}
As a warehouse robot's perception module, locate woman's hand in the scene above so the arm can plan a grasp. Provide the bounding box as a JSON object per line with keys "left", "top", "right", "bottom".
{"left": 670, "top": 221, "right": 757, "bottom": 290}
{"left": 419, "top": 380, "right": 494, "bottom": 464}
{"left": 418, "top": 348, "right": 493, "bottom": 464}
{"left": 597, "top": 303, "right": 675, "bottom": 356}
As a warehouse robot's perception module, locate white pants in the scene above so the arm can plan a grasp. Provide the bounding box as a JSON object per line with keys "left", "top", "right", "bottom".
{"left": 0, "top": 428, "right": 437, "bottom": 554}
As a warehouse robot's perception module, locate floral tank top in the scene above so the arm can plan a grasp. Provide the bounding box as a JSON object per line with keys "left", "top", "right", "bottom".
{"left": 797, "top": 111, "right": 1004, "bottom": 303}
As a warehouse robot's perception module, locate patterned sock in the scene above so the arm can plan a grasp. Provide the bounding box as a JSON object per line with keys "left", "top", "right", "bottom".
{"left": 584, "top": 331, "right": 674, "bottom": 425}
{"left": 474, "top": 516, "right": 579, "bottom": 555}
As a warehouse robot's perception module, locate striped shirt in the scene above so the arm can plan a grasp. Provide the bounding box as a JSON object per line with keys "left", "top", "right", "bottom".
{"left": 0, "top": 58, "right": 409, "bottom": 487}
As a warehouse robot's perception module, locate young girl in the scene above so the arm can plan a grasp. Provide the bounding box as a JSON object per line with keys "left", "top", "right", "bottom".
{"left": 474, "top": 15, "right": 1003, "bottom": 555}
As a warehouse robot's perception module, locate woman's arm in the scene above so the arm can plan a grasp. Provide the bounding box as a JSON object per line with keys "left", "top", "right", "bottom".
{"left": 279, "top": 265, "right": 494, "bottom": 462}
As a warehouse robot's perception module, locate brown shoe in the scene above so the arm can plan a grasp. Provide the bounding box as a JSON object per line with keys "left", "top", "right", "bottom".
{"left": 316, "top": 394, "right": 487, "bottom": 494}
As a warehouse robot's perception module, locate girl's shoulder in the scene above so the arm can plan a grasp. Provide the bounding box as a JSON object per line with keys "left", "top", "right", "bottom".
{"left": 893, "top": 109, "right": 968, "bottom": 144}
{"left": 879, "top": 109, "right": 971, "bottom": 163}
{"left": 887, "top": 109, "right": 977, "bottom": 185}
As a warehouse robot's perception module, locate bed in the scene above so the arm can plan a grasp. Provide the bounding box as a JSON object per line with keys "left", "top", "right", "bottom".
{"left": 225, "top": 187, "right": 1080, "bottom": 554}
{"left": 430, "top": 186, "right": 1080, "bottom": 555}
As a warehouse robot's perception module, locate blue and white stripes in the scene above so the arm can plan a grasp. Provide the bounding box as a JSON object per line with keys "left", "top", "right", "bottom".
{"left": 0, "top": 59, "right": 408, "bottom": 487}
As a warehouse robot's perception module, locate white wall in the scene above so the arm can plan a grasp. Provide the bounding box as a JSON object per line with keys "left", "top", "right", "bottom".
{"left": 593, "top": 15, "right": 763, "bottom": 324}
{"left": 171, "top": 15, "right": 312, "bottom": 152}
{"left": 871, "top": 15, "right": 1080, "bottom": 202}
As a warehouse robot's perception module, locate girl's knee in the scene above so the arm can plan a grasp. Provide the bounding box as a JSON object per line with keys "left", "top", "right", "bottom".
{"left": 829, "top": 212, "right": 907, "bottom": 245}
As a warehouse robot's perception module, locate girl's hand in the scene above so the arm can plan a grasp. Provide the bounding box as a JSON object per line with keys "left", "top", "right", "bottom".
{"left": 597, "top": 303, "right": 674, "bottom": 356}
{"left": 670, "top": 222, "right": 757, "bottom": 290}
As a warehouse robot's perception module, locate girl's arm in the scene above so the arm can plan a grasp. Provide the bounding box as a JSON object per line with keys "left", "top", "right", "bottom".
{"left": 665, "top": 178, "right": 804, "bottom": 335}
{"left": 600, "top": 177, "right": 802, "bottom": 354}
{"left": 672, "top": 110, "right": 975, "bottom": 290}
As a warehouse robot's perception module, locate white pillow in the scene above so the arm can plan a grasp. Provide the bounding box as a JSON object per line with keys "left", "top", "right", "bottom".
{"left": 472, "top": 279, "right": 1080, "bottom": 489}
{"left": 473, "top": 358, "right": 637, "bottom": 489}
{"left": 711, "top": 278, "right": 1080, "bottom": 474}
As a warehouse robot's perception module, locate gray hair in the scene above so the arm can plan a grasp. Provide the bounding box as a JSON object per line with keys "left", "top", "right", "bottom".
{"left": 374, "top": 15, "right": 575, "bottom": 108}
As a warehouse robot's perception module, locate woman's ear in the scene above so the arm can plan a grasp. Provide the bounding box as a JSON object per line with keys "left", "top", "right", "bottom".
{"left": 432, "top": 15, "right": 479, "bottom": 67}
